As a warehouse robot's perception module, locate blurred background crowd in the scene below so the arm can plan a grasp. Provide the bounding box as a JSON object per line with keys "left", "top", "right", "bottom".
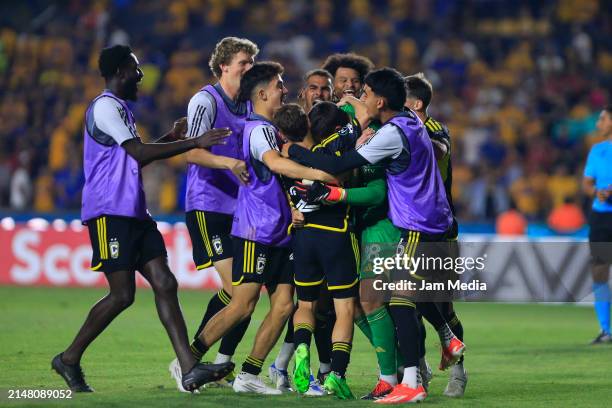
{"left": 0, "top": 0, "right": 611, "bottom": 232}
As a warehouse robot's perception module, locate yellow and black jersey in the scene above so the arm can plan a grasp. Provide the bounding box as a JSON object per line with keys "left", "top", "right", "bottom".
{"left": 285, "top": 121, "right": 360, "bottom": 232}
{"left": 424, "top": 116, "right": 455, "bottom": 216}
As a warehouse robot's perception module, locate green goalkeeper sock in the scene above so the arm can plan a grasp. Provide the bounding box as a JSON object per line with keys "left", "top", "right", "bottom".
{"left": 355, "top": 314, "right": 374, "bottom": 346}
{"left": 367, "top": 306, "right": 398, "bottom": 376}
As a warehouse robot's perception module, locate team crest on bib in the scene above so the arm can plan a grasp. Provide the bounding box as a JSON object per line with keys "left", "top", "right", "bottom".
{"left": 212, "top": 237, "right": 223, "bottom": 255}
{"left": 109, "top": 239, "right": 120, "bottom": 259}
{"left": 256, "top": 254, "right": 266, "bottom": 275}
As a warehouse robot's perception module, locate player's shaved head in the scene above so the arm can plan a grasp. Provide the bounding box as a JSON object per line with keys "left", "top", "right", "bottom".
{"left": 237, "top": 61, "right": 284, "bottom": 103}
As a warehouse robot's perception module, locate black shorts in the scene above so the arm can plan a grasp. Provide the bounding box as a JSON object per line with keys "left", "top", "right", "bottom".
{"left": 588, "top": 211, "right": 612, "bottom": 264}
{"left": 185, "top": 210, "right": 233, "bottom": 269}
{"left": 87, "top": 215, "right": 167, "bottom": 273}
{"left": 231, "top": 237, "right": 293, "bottom": 293}
{"left": 293, "top": 228, "right": 359, "bottom": 301}
{"left": 390, "top": 229, "right": 453, "bottom": 299}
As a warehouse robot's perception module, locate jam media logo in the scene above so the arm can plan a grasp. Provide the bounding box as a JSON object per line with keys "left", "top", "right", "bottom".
{"left": 256, "top": 254, "right": 266, "bottom": 275}
{"left": 212, "top": 237, "right": 223, "bottom": 255}
{"left": 109, "top": 238, "right": 119, "bottom": 259}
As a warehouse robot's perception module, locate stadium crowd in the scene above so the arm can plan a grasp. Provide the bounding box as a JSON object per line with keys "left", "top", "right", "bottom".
{"left": 0, "top": 0, "right": 610, "bottom": 226}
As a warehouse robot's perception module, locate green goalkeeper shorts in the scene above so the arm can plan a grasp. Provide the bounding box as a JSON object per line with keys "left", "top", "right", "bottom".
{"left": 359, "top": 218, "right": 401, "bottom": 280}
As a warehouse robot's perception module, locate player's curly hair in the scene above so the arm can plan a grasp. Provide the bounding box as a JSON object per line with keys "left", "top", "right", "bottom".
{"left": 208, "top": 37, "right": 259, "bottom": 79}
{"left": 237, "top": 61, "right": 284, "bottom": 103}
{"left": 321, "top": 53, "right": 374, "bottom": 82}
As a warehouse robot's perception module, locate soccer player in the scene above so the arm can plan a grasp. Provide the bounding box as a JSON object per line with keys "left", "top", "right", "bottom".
{"left": 322, "top": 53, "right": 374, "bottom": 100}
{"left": 169, "top": 37, "right": 258, "bottom": 391}
{"left": 51, "top": 45, "right": 234, "bottom": 393}
{"left": 284, "top": 68, "right": 464, "bottom": 404}
{"left": 582, "top": 104, "right": 612, "bottom": 344}
{"left": 188, "top": 62, "right": 335, "bottom": 395}
{"left": 405, "top": 73, "right": 468, "bottom": 396}
{"left": 297, "top": 69, "right": 334, "bottom": 112}
{"left": 276, "top": 102, "right": 360, "bottom": 399}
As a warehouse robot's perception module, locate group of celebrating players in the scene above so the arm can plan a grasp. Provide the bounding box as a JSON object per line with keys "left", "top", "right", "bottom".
{"left": 51, "top": 36, "right": 468, "bottom": 404}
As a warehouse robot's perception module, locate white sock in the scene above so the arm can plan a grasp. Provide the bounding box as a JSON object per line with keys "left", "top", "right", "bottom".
{"left": 214, "top": 353, "right": 231, "bottom": 364}
{"left": 274, "top": 342, "right": 294, "bottom": 370}
{"left": 319, "top": 362, "right": 331, "bottom": 373}
{"left": 401, "top": 366, "right": 417, "bottom": 388}
{"left": 437, "top": 324, "right": 454, "bottom": 347}
{"left": 380, "top": 374, "right": 398, "bottom": 386}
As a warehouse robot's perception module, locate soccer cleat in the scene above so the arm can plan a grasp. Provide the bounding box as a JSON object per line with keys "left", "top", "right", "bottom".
{"left": 232, "top": 371, "right": 282, "bottom": 395}
{"left": 268, "top": 362, "right": 293, "bottom": 392}
{"left": 590, "top": 331, "right": 612, "bottom": 345}
{"left": 181, "top": 361, "right": 235, "bottom": 392}
{"left": 293, "top": 344, "right": 311, "bottom": 393}
{"left": 317, "top": 368, "right": 330, "bottom": 385}
{"left": 419, "top": 359, "right": 433, "bottom": 392}
{"left": 51, "top": 353, "right": 94, "bottom": 392}
{"left": 169, "top": 358, "right": 195, "bottom": 393}
{"left": 323, "top": 371, "right": 355, "bottom": 400}
{"left": 361, "top": 379, "right": 394, "bottom": 400}
{"left": 375, "top": 384, "right": 427, "bottom": 404}
{"left": 304, "top": 374, "right": 325, "bottom": 396}
{"left": 439, "top": 337, "right": 466, "bottom": 370}
{"left": 443, "top": 364, "right": 468, "bottom": 397}
{"left": 205, "top": 368, "right": 236, "bottom": 388}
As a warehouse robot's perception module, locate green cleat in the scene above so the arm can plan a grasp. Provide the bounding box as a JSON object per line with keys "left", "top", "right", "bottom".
{"left": 323, "top": 372, "right": 355, "bottom": 400}
{"left": 293, "top": 343, "right": 311, "bottom": 393}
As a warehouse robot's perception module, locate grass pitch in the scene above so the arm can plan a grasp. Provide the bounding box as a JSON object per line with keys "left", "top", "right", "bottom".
{"left": 0, "top": 287, "right": 610, "bottom": 407}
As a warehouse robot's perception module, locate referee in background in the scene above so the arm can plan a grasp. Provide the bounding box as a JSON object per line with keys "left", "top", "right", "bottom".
{"left": 583, "top": 105, "right": 612, "bottom": 344}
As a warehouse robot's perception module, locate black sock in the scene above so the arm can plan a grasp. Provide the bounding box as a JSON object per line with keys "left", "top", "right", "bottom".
{"left": 418, "top": 314, "right": 426, "bottom": 359}
{"left": 389, "top": 298, "right": 420, "bottom": 368}
{"left": 190, "top": 338, "right": 209, "bottom": 361}
{"left": 194, "top": 289, "right": 230, "bottom": 338}
{"left": 284, "top": 308, "right": 295, "bottom": 343}
{"left": 331, "top": 342, "right": 352, "bottom": 377}
{"left": 218, "top": 316, "right": 251, "bottom": 356}
{"left": 314, "top": 312, "right": 333, "bottom": 367}
{"left": 242, "top": 355, "right": 264, "bottom": 376}
{"left": 417, "top": 302, "right": 445, "bottom": 331}
{"left": 294, "top": 323, "right": 314, "bottom": 347}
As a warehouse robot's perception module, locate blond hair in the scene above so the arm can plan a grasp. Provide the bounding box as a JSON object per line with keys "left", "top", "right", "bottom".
{"left": 208, "top": 37, "right": 259, "bottom": 78}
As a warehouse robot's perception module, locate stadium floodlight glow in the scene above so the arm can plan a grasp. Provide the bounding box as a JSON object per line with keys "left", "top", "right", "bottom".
{"left": 27, "top": 217, "right": 50, "bottom": 231}
{"left": 52, "top": 218, "right": 68, "bottom": 231}
{"left": 1, "top": 217, "right": 15, "bottom": 230}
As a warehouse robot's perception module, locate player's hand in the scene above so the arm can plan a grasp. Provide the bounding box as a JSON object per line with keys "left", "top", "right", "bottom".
{"left": 296, "top": 180, "right": 344, "bottom": 203}
{"left": 194, "top": 128, "right": 231, "bottom": 148}
{"left": 338, "top": 95, "right": 371, "bottom": 129}
{"left": 356, "top": 127, "right": 375, "bottom": 146}
{"left": 596, "top": 188, "right": 611, "bottom": 203}
{"left": 169, "top": 117, "right": 188, "bottom": 140}
{"left": 281, "top": 141, "right": 293, "bottom": 158}
{"left": 229, "top": 158, "right": 249, "bottom": 185}
{"left": 292, "top": 208, "right": 305, "bottom": 228}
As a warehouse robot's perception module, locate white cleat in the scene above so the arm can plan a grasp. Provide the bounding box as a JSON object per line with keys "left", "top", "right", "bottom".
{"left": 268, "top": 363, "right": 293, "bottom": 392}
{"left": 233, "top": 372, "right": 282, "bottom": 395}
{"left": 168, "top": 358, "right": 199, "bottom": 393}
{"left": 304, "top": 374, "right": 325, "bottom": 396}
{"left": 443, "top": 364, "right": 467, "bottom": 397}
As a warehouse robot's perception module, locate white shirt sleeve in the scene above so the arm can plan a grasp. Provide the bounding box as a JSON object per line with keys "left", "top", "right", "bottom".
{"left": 187, "top": 91, "right": 216, "bottom": 138}
{"left": 93, "top": 97, "right": 138, "bottom": 145}
{"left": 356, "top": 124, "right": 404, "bottom": 164}
{"left": 250, "top": 125, "right": 279, "bottom": 162}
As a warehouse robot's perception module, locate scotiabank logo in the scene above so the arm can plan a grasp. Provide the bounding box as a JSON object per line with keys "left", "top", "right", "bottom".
{"left": 0, "top": 225, "right": 221, "bottom": 289}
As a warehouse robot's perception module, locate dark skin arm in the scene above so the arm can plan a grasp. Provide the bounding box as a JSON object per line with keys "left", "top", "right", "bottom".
{"left": 122, "top": 127, "right": 231, "bottom": 167}
{"left": 286, "top": 143, "right": 369, "bottom": 175}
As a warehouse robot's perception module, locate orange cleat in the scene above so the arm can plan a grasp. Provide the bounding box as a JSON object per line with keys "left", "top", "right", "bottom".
{"left": 439, "top": 337, "right": 465, "bottom": 371}
{"left": 375, "top": 384, "right": 427, "bottom": 404}
{"left": 361, "top": 379, "right": 394, "bottom": 400}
